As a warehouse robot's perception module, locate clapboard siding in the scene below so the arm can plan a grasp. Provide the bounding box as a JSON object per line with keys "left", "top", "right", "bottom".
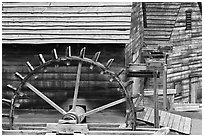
{"left": 168, "top": 2, "right": 202, "bottom": 96}
{"left": 144, "top": 2, "right": 180, "bottom": 47}
{"left": 2, "top": 2, "right": 132, "bottom": 44}
{"left": 143, "top": 2, "right": 202, "bottom": 101}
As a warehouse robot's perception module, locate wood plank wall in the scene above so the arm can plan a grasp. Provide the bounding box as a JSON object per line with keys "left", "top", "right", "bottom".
{"left": 143, "top": 2, "right": 180, "bottom": 90}
{"left": 2, "top": 2, "right": 131, "bottom": 44}
{"left": 144, "top": 2, "right": 180, "bottom": 48}
{"left": 168, "top": 2, "right": 202, "bottom": 99}
{"left": 2, "top": 44, "right": 126, "bottom": 111}
{"left": 143, "top": 2, "right": 202, "bottom": 101}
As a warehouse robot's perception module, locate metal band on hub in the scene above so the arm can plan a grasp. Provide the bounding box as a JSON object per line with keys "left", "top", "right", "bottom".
{"left": 62, "top": 112, "right": 79, "bottom": 124}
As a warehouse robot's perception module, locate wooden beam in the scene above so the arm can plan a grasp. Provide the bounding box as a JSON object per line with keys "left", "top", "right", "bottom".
{"left": 87, "top": 130, "right": 155, "bottom": 135}
{"left": 153, "top": 71, "right": 159, "bottom": 128}
{"left": 2, "top": 130, "right": 46, "bottom": 135}
{"left": 57, "top": 124, "right": 88, "bottom": 135}
{"left": 25, "top": 82, "right": 67, "bottom": 115}
{"left": 172, "top": 103, "right": 201, "bottom": 112}
{"left": 72, "top": 61, "right": 83, "bottom": 112}
{"left": 163, "top": 54, "right": 168, "bottom": 110}
{"left": 144, "top": 89, "right": 176, "bottom": 96}
{"left": 2, "top": 2, "right": 132, "bottom": 7}
{"left": 79, "top": 97, "right": 127, "bottom": 117}
{"left": 3, "top": 39, "right": 130, "bottom": 44}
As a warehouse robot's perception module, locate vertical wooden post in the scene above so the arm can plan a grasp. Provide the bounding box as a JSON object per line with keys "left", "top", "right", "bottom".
{"left": 153, "top": 71, "right": 159, "bottom": 128}
{"left": 163, "top": 53, "right": 168, "bottom": 110}
{"left": 190, "top": 77, "right": 198, "bottom": 103}
{"left": 189, "top": 75, "right": 192, "bottom": 103}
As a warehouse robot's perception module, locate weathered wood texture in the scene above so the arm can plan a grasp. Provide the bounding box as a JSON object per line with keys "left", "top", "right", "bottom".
{"left": 168, "top": 2, "right": 202, "bottom": 97}
{"left": 125, "top": 2, "right": 144, "bottom": 65}
{"left": 2, "top": 122, "right": 169, "bottom": 135}
{"left": 143, "top": 2, "right": 202, "bottom": 101}
{"left": 2, "top": 44, "right": 126, "bottom": 110}
{"left": 125, "top": 3, "right": 144, "bottom": 98}
{"left": 2, "top": 2, "right": 132, "bottom": 44}
{"left": 137, "top": 106, "right": 192, "bottom": 134}
{"left": 144, "top": 2, "right": 180, "bottom": 47}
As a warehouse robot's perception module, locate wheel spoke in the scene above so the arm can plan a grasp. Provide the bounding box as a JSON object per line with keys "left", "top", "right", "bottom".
{"left": 25, "top": 82, "right": 67, "bottom": 115}
{"left": 71, "top": 47, "right": 86, "bottom": 112}
{"left": 78, "top": 95, "right": 138, "bottom": 118}
{"left": 72, "top": 61, "right": 82, "bottom": 112}
{"left": 79, "top": 98, "right": 127, "bottom": 117}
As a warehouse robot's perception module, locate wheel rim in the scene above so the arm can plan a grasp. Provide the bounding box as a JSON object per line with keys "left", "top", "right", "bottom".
{"left": 7, "top": 46, "right": 136, "bottom": 130}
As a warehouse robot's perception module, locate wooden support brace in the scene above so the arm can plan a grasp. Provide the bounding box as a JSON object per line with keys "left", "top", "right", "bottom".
{"left": 79, "top": 97, "right": 127, "bottom": 117}
{"left": 57, "top": 124, "right": 88, "bottom": 135}
{"left": 163, "top": 53, "right": 168, "bottom": 110}
{"left": 72, "top": 61, "right": 82, "bottom": 112}
{"left": 25, "top": 82, "right": 67, "bottom": 115}
{"left": 153, "top": 71, "right": 159, "bottom": 128}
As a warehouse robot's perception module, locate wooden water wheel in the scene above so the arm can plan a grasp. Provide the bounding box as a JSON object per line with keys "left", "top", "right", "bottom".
{"left": 3, "top": 46, "right": 141, "bottom": 130}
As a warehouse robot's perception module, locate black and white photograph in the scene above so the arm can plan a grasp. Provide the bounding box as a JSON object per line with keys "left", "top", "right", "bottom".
{"left": 1, "top": 1, "right": 202, "bottom": 135}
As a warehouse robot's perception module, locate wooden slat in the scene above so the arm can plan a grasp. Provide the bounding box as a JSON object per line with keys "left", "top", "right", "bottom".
{"left": 146, "top": 4, "right": 180, "bottom": 9}
{"left": 167, "top": 113, "right": 175, "bottom": 128}
{"left": 137, "top": 108, "right": 147, "bottom": 120}
{"left": 147, "top": 108, "right": 154, "bottom": 123}
{"left": 2, "top": 21, "right": 130, "bottom": 27}
{"left": 3, "top": 2, "right": 132, "bottom": 7}
{"left": 2, "top": 12, "right": 131, "bottom": 17}
{"left": 2, "top": 26, "right": 131, "bottom": 30}
{"left": 2, "top": 17, "right": 131, "bottom": 22}
{"left": 2, "top": 34, "right": 129, "bottom": 40}
{"left": 171, "top": 115, "right": 181, "bottom": 131}
{"left": 144, "top": 89, "right": 176, "bottom": 96}
{"left": 159, "top": 111, "right": 167, "bottom": 126}
{"left": 146, "top": 12, "right": 178, "bottom": 16}
{"left": 3, "top": 39, "right": 130, "bottom": 44}
{"left": 143, "top": 107, "right": 153, "bottom": 121}
{"left": 183, "top": 117, "right": 191, "bottom": 134}
{"left": 87, "top": 130, "right": 155, "bottom": 135}
{"left": 2, "top": 2, "right": 131, "bottom": 44}
{"left": 163, "top": 112, "right": 170, "bottom": 127}
{"left": 178, "top": 117, "right": 185, "bottom": 133}
{"left": 138, "top": 107, "right": 192, "bottom": 134}
{"left": 146, "top": 16, "right": 176, "bottom": 21}
{"left": 3, "top": 30, "right": 130, "bottom": 35}
{"left": 2, "top": 130, "right": 46, "bottom": 135}
{"left": 3, "top": 7, "right": 131, "bottom": 13}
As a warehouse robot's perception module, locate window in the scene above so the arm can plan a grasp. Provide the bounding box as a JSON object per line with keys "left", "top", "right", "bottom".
{"left": 186, "top": 10, "right": 192, "bottom": 30}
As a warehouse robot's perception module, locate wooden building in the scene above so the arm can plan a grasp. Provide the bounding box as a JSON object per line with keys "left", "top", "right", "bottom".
{"left": 142, "top": 2, "right": 202, "bottom": 103}
{"left": 2, "top": 2, "right": 135, "bottom": 112}
{"left": 2, "top": 2, "right": 202, "bottom": 113}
